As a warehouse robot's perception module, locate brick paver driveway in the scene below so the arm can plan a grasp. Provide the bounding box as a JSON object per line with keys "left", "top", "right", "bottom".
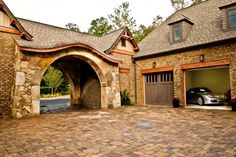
{"left": 0, "top": 106, "right": 236, "bottom": 157}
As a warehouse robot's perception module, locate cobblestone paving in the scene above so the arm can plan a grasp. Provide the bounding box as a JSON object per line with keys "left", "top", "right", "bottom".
{"left": 0, "top": 106, "right": 236, "bottom": 157}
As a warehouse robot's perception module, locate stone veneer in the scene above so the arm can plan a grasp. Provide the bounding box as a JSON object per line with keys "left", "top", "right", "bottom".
{"left": 0, "top": 32, "right": 17, "bottom": 117}
{"left": 13, "top": 47, "right": 121, "bottom": 118}
{"left": 134, "top": 43, "right": 236, "bottom": 106}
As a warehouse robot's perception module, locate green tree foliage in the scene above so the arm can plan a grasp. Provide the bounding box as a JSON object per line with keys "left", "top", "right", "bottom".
{"left": 42, "top": 66, "right": 64, "bottom": 95}
{"left": 65, "top": 23, "right": 80, "bottom": 32}
{"left": 170, "top": 0, "right": 189, "bottom": 10}
{"left": 108, "top": 2, "right": 136, "bottom": 32}
{"left": 134, "top": 15, "right": 163, "bottom": 43}
{"left": 191, "top": 0, "right": 205, "bottom": 6}
{"left": 88, "top": 17, "right": 112, "bottom": 36}
{"left": 170, "top": 0, "right": 205, "bottom": 10}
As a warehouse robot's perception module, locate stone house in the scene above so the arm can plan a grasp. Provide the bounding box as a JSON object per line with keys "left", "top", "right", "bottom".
{"left": 0, "top": 0, "right": 236, "bottom": 118}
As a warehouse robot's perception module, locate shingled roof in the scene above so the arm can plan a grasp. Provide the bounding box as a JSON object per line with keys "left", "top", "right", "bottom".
{"left": 135, "top": 0, "right": 236, "bottom": 59}
{"left": 16, "top": 18, "right": 126, "bottom": 53}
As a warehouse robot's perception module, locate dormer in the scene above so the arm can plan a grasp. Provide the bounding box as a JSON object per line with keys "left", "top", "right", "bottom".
{"left": 168, "top": 16, "right": 194, "bottom": 43}
{"left": 219, "top": 2, "right": 236, "bottom": 31}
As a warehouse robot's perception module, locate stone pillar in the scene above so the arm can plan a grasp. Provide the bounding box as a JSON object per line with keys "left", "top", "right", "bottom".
{"left": 173, "top": 67, "right": 185, "bottom": 106}
{"left": 105, "top": 67, "right": 121, "bottom": 108}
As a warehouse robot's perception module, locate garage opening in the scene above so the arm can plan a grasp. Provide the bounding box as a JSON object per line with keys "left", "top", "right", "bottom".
{"left": 145, "top": 71, "right": 174, "bottom": 105}
{"left": 185, "top": 66, "right": 231, "bottom": 110}
{"left": 40, "top": 56, "right": 101, "bottom": 114}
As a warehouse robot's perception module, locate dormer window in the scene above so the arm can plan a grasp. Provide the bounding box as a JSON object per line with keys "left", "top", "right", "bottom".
{"left": 228, "top": 8, "right": 236, "bottom": 29}
{"left": 168, "top": 16, "right": 193, "bottom": 43}
{"left": 173, "top": 24, "right": 182, "bottom": 41}
{"left": 121, "top": 38, "right": 126, "bottom": 47}
{"left": 219, "top": 3, "right": 236, "bottom": 31}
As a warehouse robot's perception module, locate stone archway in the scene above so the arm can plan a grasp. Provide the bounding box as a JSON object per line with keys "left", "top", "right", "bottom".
{"left": 13, "top": 47, "right": 121, "bottom": 118}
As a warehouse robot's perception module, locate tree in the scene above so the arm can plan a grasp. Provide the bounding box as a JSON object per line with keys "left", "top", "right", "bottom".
{"left": 191, "top": 0, "right": 205, "bottom": 6}
{"left": 108, "top": 2, "right": 136, "bottom": 32}
{"left": 65, "top": 23, "right": 80, "bottom": 32}
{"left": 133, "top": 15, "right": 163, "bottom": 43}
{"left": 170, "top": 0, "right": 189, "bottom": 10}
{"left": 170, "top": 0, "right": 206, "bottom": 10}
{"left": 88, "top": 17, "right": 112, "bottom": 36}
{"left": 43, "top": 66, "right": 64, "bottom": 95}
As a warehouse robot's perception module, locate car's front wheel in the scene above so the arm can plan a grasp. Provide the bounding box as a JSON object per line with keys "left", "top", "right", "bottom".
{"left": 197, "top": 97, "right": 204, "bottom": 106}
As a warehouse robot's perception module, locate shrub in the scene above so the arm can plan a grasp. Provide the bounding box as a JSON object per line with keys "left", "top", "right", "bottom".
{"left": 120, "top": 89, "right": 132, "bottom": 106}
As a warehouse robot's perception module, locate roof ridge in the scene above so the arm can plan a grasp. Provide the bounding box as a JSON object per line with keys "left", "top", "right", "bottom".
{"left": 101, "top": 27, "right": 126, "bottom": 37}
{"left": 17, "top": 17, "right": 99, "bottom": 38}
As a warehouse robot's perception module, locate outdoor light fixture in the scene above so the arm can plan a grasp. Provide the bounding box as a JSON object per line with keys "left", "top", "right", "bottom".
{"left": 199, "top": 54, "right": 205, "bottom": 62}
{"left": 152, "top": 62, "right": 156, "bottom": 68}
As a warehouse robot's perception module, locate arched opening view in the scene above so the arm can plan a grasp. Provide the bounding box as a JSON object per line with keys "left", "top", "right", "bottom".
{"left": 40, "top": 56, "right": 101, "bottom": 114}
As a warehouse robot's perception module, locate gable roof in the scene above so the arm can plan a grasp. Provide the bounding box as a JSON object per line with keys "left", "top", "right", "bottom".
{"left": 0, "top": 0, "right": 32, "bottom": 40}
{"left": 16, "top": 19, "right": 138, "bottom": 53}
{"left": 16, "top": 18, "right": 128, "bottom": 63}
{"left": 134, "top": 0, "right": 236, "bottom": 59}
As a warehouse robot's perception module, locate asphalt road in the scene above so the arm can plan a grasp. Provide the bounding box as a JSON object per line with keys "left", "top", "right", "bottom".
{"left": 40, "top": 97, "right": 70, "bottom": 114}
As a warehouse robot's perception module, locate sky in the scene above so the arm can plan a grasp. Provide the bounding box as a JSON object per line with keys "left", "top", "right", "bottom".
{"left": 5, "top": 0, "right": 175, "bottom": 32}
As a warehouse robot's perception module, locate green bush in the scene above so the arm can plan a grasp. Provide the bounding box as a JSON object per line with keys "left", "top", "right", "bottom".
{"left": 120, "top": 89, "right": 132, "bottom": 106}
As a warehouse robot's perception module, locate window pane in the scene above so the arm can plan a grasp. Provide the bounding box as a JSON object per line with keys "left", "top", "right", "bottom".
{"left": 174, "top": 26, "right": 181, "bottom": 41}
{"left": 229, "top": 9, "right": 236, "bottom": 28}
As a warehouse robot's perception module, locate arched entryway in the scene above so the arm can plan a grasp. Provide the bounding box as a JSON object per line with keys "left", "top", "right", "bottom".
{"left": 40, "top": 55, "right": 102, "bottom": 113}
{"left": 13, "top": 47, "right": 121, "bottom": 118}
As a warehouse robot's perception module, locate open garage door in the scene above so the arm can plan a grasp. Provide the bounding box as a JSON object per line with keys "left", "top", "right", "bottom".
{"left": 145, "top": 72, "right": 173, "bottom": 105}
{"left": 185, "top": 66, "right": 230, "bottom": 109}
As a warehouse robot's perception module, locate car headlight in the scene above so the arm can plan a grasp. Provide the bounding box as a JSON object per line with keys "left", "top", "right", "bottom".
{"left": 205, "top": 95, "right": 215, "bottom": 98}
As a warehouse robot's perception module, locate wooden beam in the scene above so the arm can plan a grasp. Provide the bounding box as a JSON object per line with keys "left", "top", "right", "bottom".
{"left": 141, "top": 74, "right": 144, "bottom": 105}
{"left": 112, "top": 49, "right": 135, "bottom": 56}
{"left": 141, "top": 66, "right": 174, "bottom": 74}
{"left": 119, "top": 68, "right": 130, "bottom": 74}
{"left": 0, "top": 25, "right": 21, "bottom": 35}
{"left": 180, "top": 59, "right": 231, "bottom": 70}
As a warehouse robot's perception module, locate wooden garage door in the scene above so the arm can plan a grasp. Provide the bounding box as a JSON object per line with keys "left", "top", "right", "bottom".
{"left": 145, "top": 72, "right": 173, "bottom": 105}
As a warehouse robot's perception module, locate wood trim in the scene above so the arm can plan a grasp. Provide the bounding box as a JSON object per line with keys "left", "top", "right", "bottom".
{"left": 141, "top": 66, "right": 174, "bottom": 74}
{"left": 19, "top": 44, "right": 122, "bottom": 64}
{"left": 141, "top": 74, "right": 144, "bottom": 105}
{"left": 119, "top": 68, "right": 130, "bottom": 74}
{"left": 182, "top": 71, "right": 186, "bottom": 108}
{"left": 0, "top": 26, "right": 21, "bottom": 35}
{"left": 112, "top": 49, "right": 135, "bottom": 56}
{"left": 180, "top": 59, "right": 231, "bottom": 70}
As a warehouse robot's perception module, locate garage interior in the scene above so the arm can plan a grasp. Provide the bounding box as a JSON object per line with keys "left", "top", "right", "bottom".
{"left": 185, "top": 66, "right": 231, "bottom": 110}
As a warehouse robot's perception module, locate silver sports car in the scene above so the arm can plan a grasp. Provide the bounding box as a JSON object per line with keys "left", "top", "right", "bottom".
{"left": 186, "top": 87, "right": 226, "bottom": 105}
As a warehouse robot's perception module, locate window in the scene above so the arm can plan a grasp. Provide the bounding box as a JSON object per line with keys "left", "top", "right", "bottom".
{"left": 228, "top": 8, "right": 236, "bottom": 29}
{"left": 121, "top": 38, "right": 126, "bottom": 47}
{"left": 173, "top": 25, "right": 182, "bottom": 41}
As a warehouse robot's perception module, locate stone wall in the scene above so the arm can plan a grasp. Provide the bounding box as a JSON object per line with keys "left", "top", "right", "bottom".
{"left": 0, "top": 32, "right": 17, "bottom": 117}
{"left": 134, "top": 43, "right": 236, "bottom": 106}
{"left": 111, "top": 52, "right": 136, "bottom": 103}
{"left": 13, "top": 48, "right": 121, "bottom": 118}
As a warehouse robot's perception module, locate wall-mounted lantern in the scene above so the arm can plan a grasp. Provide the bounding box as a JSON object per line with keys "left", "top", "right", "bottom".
{"left": 199, "top": 54, "right": 205, "bottom": 62}
{"left": 152, "top": 62, "right": 156, "bottom": 68}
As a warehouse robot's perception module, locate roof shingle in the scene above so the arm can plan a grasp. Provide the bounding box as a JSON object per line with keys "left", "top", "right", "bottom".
{"left": 16, "top": 18, "right": 126, "bottom": 53}
{"left": 135, "top": 0, "right": 236, "bottom": 58}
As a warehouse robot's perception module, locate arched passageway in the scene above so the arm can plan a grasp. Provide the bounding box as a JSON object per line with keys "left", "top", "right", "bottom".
{"left": 13, "top": 47, "right": 121, "bottom": 118}
{"left": 40, "top": 55, "right": 102, "bottom": 113}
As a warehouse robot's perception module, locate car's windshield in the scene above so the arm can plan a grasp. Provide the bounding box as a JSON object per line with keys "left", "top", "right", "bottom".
{"left": 195, "top": 88, "right": 211, "bottom": 93}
